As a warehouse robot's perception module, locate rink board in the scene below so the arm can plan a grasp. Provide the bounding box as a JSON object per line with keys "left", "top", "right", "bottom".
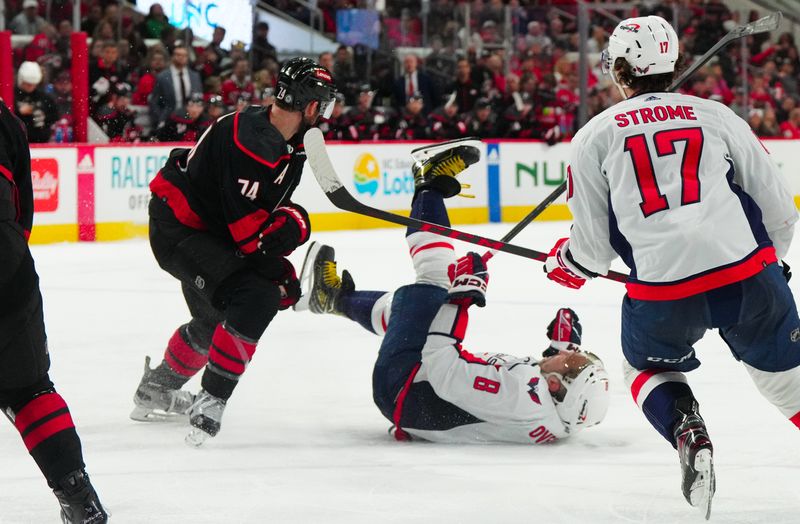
{"left": 26, "top": 139, "right": 800, "bottom": 244}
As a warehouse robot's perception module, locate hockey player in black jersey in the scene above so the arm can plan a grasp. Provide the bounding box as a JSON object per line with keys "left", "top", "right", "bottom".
{"left": 131, "top": 57, "right": 337, "bottom": 446}
{"left": 0, "top": 102, "right": 107, "bottom": 522}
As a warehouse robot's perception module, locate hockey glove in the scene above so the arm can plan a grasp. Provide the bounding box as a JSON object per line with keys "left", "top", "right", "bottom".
{"left": 257, "top": 204, "right": 311, "bottom": 257}
{"left": 544, "top": 238, "right": 588, "bottom": 290}
{"left": 447, "top": 252, "right": 489, "bottom": 307}
{"left": 274, "top": 258, "right": 301, "bottom": 310}
{"left": 544, "top": 307, "right": 582, "bottom": 355}
{"left": 782, "top": 260, "right": 792, "bottom": 283}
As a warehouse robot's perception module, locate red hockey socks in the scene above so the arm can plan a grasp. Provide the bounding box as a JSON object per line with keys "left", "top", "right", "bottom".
{"left": 202, "top": 323, "right": 257, "bottom": 400}
{"left": 162, "top": 326, "right": 208, "bottom": 381}
{"left": 12, "top": 391, "right": 84, "bottom": 487}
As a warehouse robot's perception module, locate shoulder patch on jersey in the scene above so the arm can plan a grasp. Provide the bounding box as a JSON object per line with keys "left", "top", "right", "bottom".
{"left": 233, "top": 109, "right": 289, "bottom": 169}
{"left": 527, "top": 377, "right": 542, "bottom": 405}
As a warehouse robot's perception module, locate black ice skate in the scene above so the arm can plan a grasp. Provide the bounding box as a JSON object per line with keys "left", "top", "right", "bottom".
{"left": 674, "top": 398, "right": 715, "bottom": 520}
{"left": 131, "top": 356, "right": 195, "bottom": 421}
{"left": 411, "top": 143, "right": 480, "bottom": 198}
{"left": 294, "top": 242, "right": 354, "bottom": 315}
{"left": 53, "top": 469, "right": 108, "bottom": 524}
{"left": 186, "top": 389, "right": 227, "bottom": 447}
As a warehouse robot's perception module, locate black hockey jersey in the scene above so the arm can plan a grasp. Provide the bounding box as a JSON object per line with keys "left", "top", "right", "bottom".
{"left": 0, "top": 101, "right": 34, "bottom": 239}
{"left": 150, "top": 106, "right": 306, "bottom": 255}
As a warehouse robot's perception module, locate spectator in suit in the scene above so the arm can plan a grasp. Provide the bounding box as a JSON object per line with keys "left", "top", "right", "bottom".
{"left": 149, "top": 45, "right": 202, "bottom": 128}
{"left": 394, "top": 54, "right": 437, "bottom": 112}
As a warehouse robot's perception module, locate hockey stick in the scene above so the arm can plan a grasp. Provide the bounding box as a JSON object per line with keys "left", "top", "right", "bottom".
{"left": 511, "top": 11, "right": 784, "bottom": 231}
{"left": 304, "top": 127, "right": 628, "bottom": 283}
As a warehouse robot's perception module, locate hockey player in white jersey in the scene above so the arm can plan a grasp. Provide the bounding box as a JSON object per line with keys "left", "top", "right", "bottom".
{"left": 296, "top": 145, "right": 610, "bottom": 444}
{"left": 543, "top": 15, "right": 800, "bottom": 519}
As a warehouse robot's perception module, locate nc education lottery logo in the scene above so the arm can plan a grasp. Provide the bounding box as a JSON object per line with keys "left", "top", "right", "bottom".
{"left": 352, "top": 152, "right": 415, "bottom": 198}
{"left": 31, "top": 158, "right": 59, "bottom": 213}
{"left": 353, "top": 153, "right": 380, "bottom": 196}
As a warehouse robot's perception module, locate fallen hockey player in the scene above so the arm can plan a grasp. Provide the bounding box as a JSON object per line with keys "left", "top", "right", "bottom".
{"left": 295, "top": 143, "right": 610, "bottom": 443}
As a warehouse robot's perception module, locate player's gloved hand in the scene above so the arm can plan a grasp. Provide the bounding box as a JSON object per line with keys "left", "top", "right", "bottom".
{"left": 257, "top": 204, "right": 310, "bottom": 257}
{"left": 274, "top": 258, "right": 301, "bottom": 310}
{"left": 447, "top": 252, "right": 489, "bottom": 307}
{"left": 544, "top": 238, "right": 588, "bottom": 290}
{"left": 781, "top": 260, "right": 792, "bottom": 283}
{"left": 544, "top": 307, "right": 582, "bottom": 355}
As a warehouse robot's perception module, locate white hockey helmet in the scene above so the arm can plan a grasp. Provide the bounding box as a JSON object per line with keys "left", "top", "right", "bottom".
{"left": 602, "top": 16, "right": 679, "bottom": 81}
{"left": 548, "top": 351, "right": 610, "bottom": 433}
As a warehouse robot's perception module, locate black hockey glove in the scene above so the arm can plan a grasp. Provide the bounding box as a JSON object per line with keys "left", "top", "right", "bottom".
{"left": 447, "top": 252, "right": 489, "bottom": 307}
{"left": 782, "top": 260, "right": 792, "bottom": 283}
{"left": 274, "top": 258, "right": 301, "bottom": 310}
{"left": 257, "top": 204, "right": 311, "bottom": 257}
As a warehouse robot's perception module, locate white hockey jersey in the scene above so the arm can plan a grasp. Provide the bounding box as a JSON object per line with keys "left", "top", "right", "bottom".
{"left": 567, "top": 92, "right": 797, "bottom": 300}
{"left": 396, "top": 303, "right": 569, "bottom": 444}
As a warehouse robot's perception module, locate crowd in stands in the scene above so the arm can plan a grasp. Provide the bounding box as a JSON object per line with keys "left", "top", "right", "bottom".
{"left": 5, "top": 0, "right": 800, "bottom": 144}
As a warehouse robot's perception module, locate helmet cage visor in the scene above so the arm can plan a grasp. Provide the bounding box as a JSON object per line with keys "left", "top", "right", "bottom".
{"left": 319, "top": 95, "right": 336, "bottom": 119}
{"left": 600, "top": 48, "right": 613, "bottom": 76}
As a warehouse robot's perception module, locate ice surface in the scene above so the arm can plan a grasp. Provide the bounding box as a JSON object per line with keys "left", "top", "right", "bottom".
{"left": 2, "top": 222, "right": 799, "bottom": 523}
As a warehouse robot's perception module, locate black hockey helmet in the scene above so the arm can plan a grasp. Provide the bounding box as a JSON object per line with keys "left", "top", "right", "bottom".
{"left": 275, "top": 57, "right": 337, "bottom": 118}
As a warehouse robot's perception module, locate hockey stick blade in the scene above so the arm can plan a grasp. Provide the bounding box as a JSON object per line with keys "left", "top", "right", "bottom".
{"left": 734, "top": 11, "right": 781, "bottom": 37}
{"left": 670, "top": 12, "right": 781, "bottom": 91}
{"left": 304, "top": 128, "right": 628, "bottom": 283}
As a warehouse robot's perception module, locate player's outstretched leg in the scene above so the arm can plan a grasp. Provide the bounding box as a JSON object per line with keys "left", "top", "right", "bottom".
{"left": 624, "top": 361, "right": 714, "bottom": 519}
{"left": 131, "top": 324, "right": 204, "bottom": 421}
{"left": 412, "top": 145, "right": 480, "bottom": 198}
{"left": 186, "top": 322, "right": 257, "bottom": 446}
{"left": 673, "top": 397, "right": 715, "bottom": 520}
{"left": 295, "top": 241, "right": 392, "bottom": 335}
{"left": 0, "top": 377, "right": 108, "bottom": 523}
{"left": 406, "top": 189, "right": 456, "bottom": 289}
{"left": 186, "top": 272, "right": 282, "bottom": 446}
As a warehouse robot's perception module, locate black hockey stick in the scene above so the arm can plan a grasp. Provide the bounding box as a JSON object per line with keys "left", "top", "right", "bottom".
{"left": 512, "top": 11, "right": 784, "bottom": 228}
{"left": 304, "top": 127, "right": 628, "bottom": 283}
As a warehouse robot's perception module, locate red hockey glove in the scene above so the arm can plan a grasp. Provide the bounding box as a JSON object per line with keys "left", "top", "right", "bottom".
{"left": 257, "top": 204, "right": 311, "bottom": 257}
{"left": 447, "top": 252, "right": 489, "bottom": 307}
{"left": 274, "top": 258, "right": 301, "bottom": 310}
{"left": 544, "top": 307, "right": 582, "bottom": 355}
{"left": 544, "top": 238, "right": 588, "bottom": 290}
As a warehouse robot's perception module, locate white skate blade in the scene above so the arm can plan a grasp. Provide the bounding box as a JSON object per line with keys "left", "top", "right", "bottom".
{"left": 689, "top": 449, "right": 715, "bottom": 520}
{"left": 410, "top": 137, "right": 482, "bottom": 163}
{"left": 185, "top": 428, "right": 211, "bottom": 447}
{"left": 294, "top": 241, "right": 322, "bottom": 312}
{"left": 130, "top": 406, "right": 188, "bottom": 422}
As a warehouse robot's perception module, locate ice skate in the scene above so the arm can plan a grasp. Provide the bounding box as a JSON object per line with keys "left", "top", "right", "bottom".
{"left": 674, "top": 399, "right": 715, "bottom": 520}
{"left": 412, "top": 143, "right": 480, "bottom": 198}
{"left": 294, "top": 242, "right": 354, "bottom": 315}
{"left": 186, "top": 389, "right": 227, "bottom": 447}
{"left": 53, "top": 469, "right": 108, "bottom": 524}
{"left": 131, "top": 356, "right": 195, "bottom": 421}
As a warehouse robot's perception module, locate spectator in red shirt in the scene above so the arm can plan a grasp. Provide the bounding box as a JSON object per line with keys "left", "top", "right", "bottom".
{"left": 133, "top": 48, "right": 167, "bottom": 105}
{"left": 779, "top": 107, "right": 800, "bottom": 138}
{"left": 220, "top": 57, "right": 255, "bottom": 108}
